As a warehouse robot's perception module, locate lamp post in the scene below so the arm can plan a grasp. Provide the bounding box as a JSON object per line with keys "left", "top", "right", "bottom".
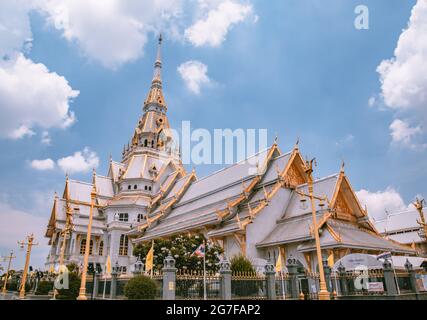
{"left": 295, "top": 158, "right": 330, "bottom": 300}
{"left": 59, "top": 189, "right": 74, "bottom": 268}
{"left": 77, "top": 169, "right": 97, "bottom": 300}
{"left": 1, "top": 251, "right": 16, "bottom": 295}
{"left": 134, "top": 256, "right": 143, "bottom": 276}
{"left": 413, "top": 198, "right": 427, "bottom": 243}
{"left": 17, "top": 234, "right": 38, "bottom": 299}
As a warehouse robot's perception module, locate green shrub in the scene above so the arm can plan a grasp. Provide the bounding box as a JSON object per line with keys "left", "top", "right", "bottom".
{"left": 6, "top": 280, "right": 30, "bottom": 292}
{"left": 7, "top": 280, "right": 18, "bottom": 291}
{"left": 35, "top": 281, "right": 53, "bottom": 295}
{"left": 124, "top": 275, "right": 158, "bottom": 300}
{"left": 231, "top": 255, "right": 256, "bottom": 274}
{"left": 230, "top": 255, "right": 260, "bottom": 297}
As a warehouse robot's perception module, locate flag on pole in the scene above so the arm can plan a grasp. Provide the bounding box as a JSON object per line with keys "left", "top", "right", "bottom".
{"left": 327, "top": 252, "right": 334, "bottom": 267}
{"left": 105, "top": 254, "right": 112, "bottom": 275}
{"left": 192, "top": 243, "right": 206, "bottom": 258}
{"left": 145, "top": 242, "right": 154, "bottom": 272}
{"left": 275, "top": 251, "right": 283, "bottom": 273}
{"left": 376, "top": 251, "right": 392, "bottom": 260}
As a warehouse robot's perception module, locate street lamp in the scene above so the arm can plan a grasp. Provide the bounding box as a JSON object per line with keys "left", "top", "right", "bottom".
{"left": 134, "top": 256, "right": 143, "bottom": 275}
{"left": 77, "top": 169, "right": 97, "bottom": 300}
{"left": 295, "top": 158, "right": 330, "bottom": 300}
{"left": 1, "top": 251, "right": 16, "bottom": 295}
{"left": 17, "top": 234, "right": 38, "bottom": 299}
{"left": 59, "top": 188, "right": 74, "bottom": 268}
{"left": 413, "top": 198, "right": 427, "bottom": 242}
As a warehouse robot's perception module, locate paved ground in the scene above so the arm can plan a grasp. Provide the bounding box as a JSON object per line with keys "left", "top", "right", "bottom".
{"left": 0, "top": 292, "right": 19, "bottom": 300}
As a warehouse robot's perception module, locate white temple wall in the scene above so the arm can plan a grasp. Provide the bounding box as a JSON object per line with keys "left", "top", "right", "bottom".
{"left": 224, "top": 235, "right": 241, "bottom": 258}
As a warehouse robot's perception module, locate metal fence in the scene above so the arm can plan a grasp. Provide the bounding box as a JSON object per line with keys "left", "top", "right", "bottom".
{"left": 175, "top": 270, "right": 221, "bottom": 300}
{"left": 275, "top": 272, "right": 291, "bottom": 300}
{"left": 337, "top": 269, "right": 387, "bottom": 296}
{"left": 231, "top": 271, "right": 267, "bottom": 300}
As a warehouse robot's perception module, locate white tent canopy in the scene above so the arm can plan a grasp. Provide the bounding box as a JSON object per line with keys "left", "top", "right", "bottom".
{"left": 332, "top": 253, "right": 427, "bottom": 271}
{"left": 332, "top": 253, "right": 383, "bottom": 271}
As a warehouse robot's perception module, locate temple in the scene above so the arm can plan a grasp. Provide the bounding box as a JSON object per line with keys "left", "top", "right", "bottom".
{"left": 44, "top": 37, "right": 415, "bottom": 274}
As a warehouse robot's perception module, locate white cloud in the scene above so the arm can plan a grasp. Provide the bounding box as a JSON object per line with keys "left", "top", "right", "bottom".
{"left": 0, "top": 0, "right": 34, "bottom": 59}
{"left": 178, "top": 60, "right": 211, "bottom": 94}
{"left": 37, "top": 0, "right": 183, "bottom": 69}
{"left": 356, "top": 188, "right": 408, "bottom": 220}
{"left": 57, "top": 147, "right": 99, "bottom": 174}
{"left": 2, "top": 1, "right": 256, "bottom": 70}
{"left": 9, "top": 125, "right": 35, "bottom": 139}
{"left": 389, "top": 118, "right": 423, "bottom": 147}
{"left": 41, "top": 131, "right": 51, "bottom": 145}
{"left": 376, "top": 0, "right": 427, "bottom": 145}
{"left": 185, "top": 0, "right": 253, "bottom": 47}
{"left": 30, "top": 158, "right": 55, "bottom": 171}
{"left": 335, "top": 134, "right": 355, "bottom": 147}
{"left": 0, "top": 53, "right": 79, "bottom": 140}
{"left": 0, "top": 198, "right": 49, "bottom": 269}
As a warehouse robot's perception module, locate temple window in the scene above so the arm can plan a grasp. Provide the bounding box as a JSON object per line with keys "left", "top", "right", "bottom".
{"left": 119, "top": 235, "right": 129, "bottom": 256}
{"left": 134, "top": 184, "right": 137, "bottom": 190}
{"left": 99, "top": 241, "right": 104, "bottom": 256}
{"left": 80, "top": 239, "right": 93, "bottom": 255}
{"left": 144, "top": 139, "right": 148, "bottom": 147}
{"left": 118, "top": 213, "right": 129, "bottom": 222}
{"left": 137, "top": 214, "right": 144, "bottom": 223}
{"left": 128, "top": 185, "right": 131, "bottom": 190}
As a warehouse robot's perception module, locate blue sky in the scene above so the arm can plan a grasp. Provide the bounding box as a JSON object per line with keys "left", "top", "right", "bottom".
{"left": 0, "top": 0, "right": 426, "bottom": 268}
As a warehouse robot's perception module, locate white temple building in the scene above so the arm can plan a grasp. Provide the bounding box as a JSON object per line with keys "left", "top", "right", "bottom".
{"left": 45, "top": 37, "right": 414, "bottom": 274}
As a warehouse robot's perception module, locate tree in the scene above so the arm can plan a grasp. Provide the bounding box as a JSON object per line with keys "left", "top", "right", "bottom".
{"left": 124, "top": 275, "right": 158, "bottom": 300}
{"left": 133, "top": 234, "right": 223, "bottom": 272}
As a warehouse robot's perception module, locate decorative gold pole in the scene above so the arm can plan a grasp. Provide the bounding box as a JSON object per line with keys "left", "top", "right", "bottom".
{"left": 77, "top": 169, "right": 97, "bottom": 300}
{"left": 59, "top": 187, "right": 74, "bottom": 267}
{"left": 413, "top": 198, "right": 427, "bottom": 244}
{"left": 1, "top": 251, "right": 16, "bottom": 295}
{"left": 306, "top": 159, "right": 330, "bottom": 300}
{"left": 18, "top": 234, "right": 38, "bottom": 299}
{"left": 295, "top": 159, "right": 330, "bottom": 300}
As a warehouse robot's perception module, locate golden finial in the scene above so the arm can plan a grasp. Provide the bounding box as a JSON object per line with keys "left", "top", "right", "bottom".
{"left": 413, "top": 198, "right": 425, "bottom": 211}
{"left": 92, "top": 168, "right": 97, "bottom": 192}
{"left": 340, "top": 159, "right": 345, "bottom": 173}
{"left": 273, "top": 133, "right": 278, "bottom": 146}
{"left": 294, "top": 137, "right": 300, "bottom": 150}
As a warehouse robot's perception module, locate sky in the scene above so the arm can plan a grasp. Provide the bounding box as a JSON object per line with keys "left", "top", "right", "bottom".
{"left": 0, "top": 0, "right": 426, "bottom": 269}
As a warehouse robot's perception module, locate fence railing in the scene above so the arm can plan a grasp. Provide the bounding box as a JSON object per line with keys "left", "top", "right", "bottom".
{"left": 29, "top": 255, "right": 425, "bottom": 300}
{"left": 231, "top": 272, "right": 267, "bottom": 300}
{"left": 176, "top": 270, "right": 221, "bottom": 300}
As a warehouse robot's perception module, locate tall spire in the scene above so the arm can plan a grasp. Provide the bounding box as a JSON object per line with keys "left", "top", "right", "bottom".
{"left": 144, "top": 34, "right": 167, "bottom": 113}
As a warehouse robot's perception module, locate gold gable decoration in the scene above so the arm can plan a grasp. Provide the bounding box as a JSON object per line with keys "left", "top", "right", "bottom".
{"left": 285, "top": 163, "right": 306, "bottom": 187}
{"left": 334, "top": 192, "right": 353, "bottom": 221}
